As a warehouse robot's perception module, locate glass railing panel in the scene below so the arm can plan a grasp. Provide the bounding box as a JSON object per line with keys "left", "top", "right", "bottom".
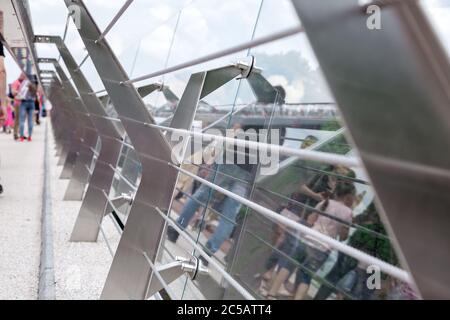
{"left": 164, "top": 0, "right": 262, "bottom": 68}
{"left": 167, "top": 79, "right": 281, "bottom": 300}
{"left": 79, "top": 57, "right": 105, "bottom": 93}
{"left": 25, "top": 0, "right": 422, "bottom": 300}
{"left": 144, "top": 69, "right": 189, "bottom": 121}
{"left": 29, "top": 0, "right": 68, "bottom": 35}
{"left": 104, "top": 0, "right": 192, "bottom": 45}
{"left": 63, "top": 20, "right": 88, "bottom": 64}
{"left": 162, "top": 0, "right": 413, "bottom": 300}
{"left": 104, "top": 0, "right": 190, "bottom": 76}
{"left": 109, "top": 142, "right": 141, "bottom": 224}
{"left": 4, "top": 50, "right": 23, "bottom": 84}
{"left": 83, "top": 0, "right": 128, "bottom": 31}
{"left": 35, "top": 43, "right": 59, "bottom": 60}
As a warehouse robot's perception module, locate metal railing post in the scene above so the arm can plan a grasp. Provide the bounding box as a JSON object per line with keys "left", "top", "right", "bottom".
{"left": 290, "top": 0, "right": 450, "bottom": 298}
{"left": 35, "top": 38, "right": 127, "bottom": 241}
{"left": 62, "top": 0, "right": 257, "bottom": 299}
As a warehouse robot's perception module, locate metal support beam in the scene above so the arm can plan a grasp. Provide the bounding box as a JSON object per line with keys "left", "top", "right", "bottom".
{"left": 45, "top": 74, "right": 85, "bottom": 180}
{"left": 290, "top": 0, "right": 450, "bottom": 298}
{"left": 36, "top": 37, "right": 127, "bottom": 240}
{"left": 36, "top": 54, "right": 99, "bottom": 200}
{"left": 146, "top": 256, "right": 208, "bottom": 298}
{"left": 95, "top": 0, "right": 134, "bottom": 43}
{"left": 44, "top": 79, "right": 68, "bottom": 158}
{"left": 63, "top": 0, "right": 251, "bottom": 300}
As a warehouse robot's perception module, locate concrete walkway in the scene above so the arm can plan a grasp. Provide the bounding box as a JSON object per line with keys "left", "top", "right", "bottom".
{"left": 0, "top": 118, "right": 117, "bottom": 299}
{"left": 0, "top": 117, "right": 222, "bottom": 299}
{"left": 47, "top": 121, "right": 117, "bottom": 300}
{"left": 0, "top": 121, "right": 43, "bottom": 299}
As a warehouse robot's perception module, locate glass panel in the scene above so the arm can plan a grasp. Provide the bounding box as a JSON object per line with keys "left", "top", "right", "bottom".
{"left": 83, "top": 0, "right": 128, "bottom": 31}
{"left": 160, "top": 0, "right": 416, "bottom": 300}
{"left": 79, "top": 57, "right": 105, "bottom": 92}
{"left": 24, "top": 0, "right": 422, "bottom": 300}
{"left": 105, "top": 0, "right": 192, "bottom": 79}
{"left": 64, "top": 19, "right": 88, "bottom": 64}
{"left": 29, "top": 0, "right": 68, "bottom": 35}
{"left": 152, "top": 0, "right": 263, "bottom": 300}
{"left": 166, "top": 0, "right": 262, "bottom": 68}
{"left": 110, "top": 143, "right": 141, "bottom": 225}
{"left": 4, "top": 49, "right": 23, "bottom": 86}
{"left": 35, "top": 43, "right": 59, "bottom": 60}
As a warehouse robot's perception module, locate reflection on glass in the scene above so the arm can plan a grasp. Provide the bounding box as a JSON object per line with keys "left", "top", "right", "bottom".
{"left": 64, "top": 21, "right": 88, "bottom": 64}
{"left": 159, "top": 0, "right": 417, "bottom": 300}
{"left": 79, "top": 57, "right": 105, "bottom": 93}
{"left": 165, "top": 0, "right": 262, "bottom": 67}
{"left": 36, "top": 0, "right": 423, "bottom": 301}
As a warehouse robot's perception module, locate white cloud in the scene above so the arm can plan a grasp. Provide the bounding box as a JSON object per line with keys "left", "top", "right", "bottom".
{"left": 23, "top": 0, "right": 330, "bottom": 103}
{"left": 85, "top": 0, "right": 123, "bottom": 9}
{"left": 33, "top": 24, "right": 61, "bottom": 35}
{"left": 140, "top": 25, "right": 174, "bottom": 58}
{"left": 29, "top": 0, "right": 60, "bottom": 9}
{"left": 268, "top": 75, "right": 305, "bottom": 102}
{"left": 107, "top": 34, "right": 125, "bottom": 58}
{"left": 149, "top": 4, "right": 174, "bottom": 22}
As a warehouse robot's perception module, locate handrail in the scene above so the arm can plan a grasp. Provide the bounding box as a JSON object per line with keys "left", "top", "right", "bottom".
{"left": 75, "top": 54, "right": 89, "bottom": 71}
{"left": 95, "top": 0, "right": 134, "bottom": 43}
{"left": 121, "top": 26, "right": 304, "bottom": 85}
{"left": 171, "top": 164, "right": 412, "bottom": 284}
{"left": 108, "top": 164, "right": 138, "bottom": 191}
{"left": 147, "top": 123, "right": 360, "bottom": 168}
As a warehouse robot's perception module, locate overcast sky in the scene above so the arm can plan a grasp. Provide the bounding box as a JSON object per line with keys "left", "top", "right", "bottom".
{"left": 6, "top": 0, "right": 450, "bottom": 105}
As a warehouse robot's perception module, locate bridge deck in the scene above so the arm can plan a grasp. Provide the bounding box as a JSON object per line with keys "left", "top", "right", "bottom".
{"left": 0, "top": 121, "right": 43, "bottom": 299}
{"left": 48, "top": 126, "right": 117, "bottom": 299}
{"left": 0, "top": 119, "right": 117, "bottom": 299}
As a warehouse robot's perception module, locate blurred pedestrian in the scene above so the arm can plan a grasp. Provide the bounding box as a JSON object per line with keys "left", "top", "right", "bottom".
{"left": 11, "top": 73, "right": 26, "bottom": 140}
{"left": 16, "top": 74, "right": 38, "bottom": 141}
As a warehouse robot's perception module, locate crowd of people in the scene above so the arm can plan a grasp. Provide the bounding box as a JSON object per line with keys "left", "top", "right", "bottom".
{"left": 257, "top": 170, "right": 418, "bottom": 300}
{"left": 167, "top": 123, "right": 255, "bottom": 266}
{"left": 0, "top": 34, "right": 416, "bottom": 300}
{"left": 166, "top": 134, "right": 418, "bottom": 299}
{"left": 0, "top": 72, "right": 45, "bottom": 142}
